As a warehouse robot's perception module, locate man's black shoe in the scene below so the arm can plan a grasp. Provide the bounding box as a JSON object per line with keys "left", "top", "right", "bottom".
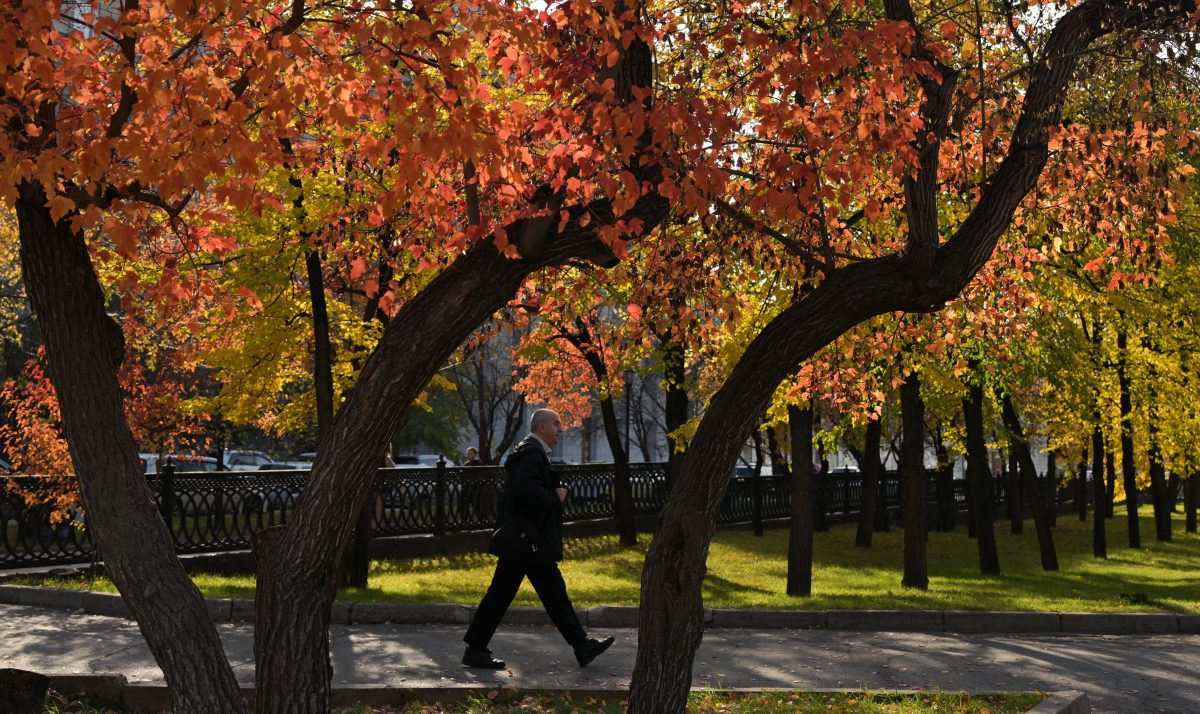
{"left": 462, "top": 646, "right": 505, "bottom": 669}
{"left": 574, "top": 636, "right": 615, "bottom": 667}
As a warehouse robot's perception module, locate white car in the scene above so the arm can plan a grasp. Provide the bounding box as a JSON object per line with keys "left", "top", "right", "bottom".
{"left": 222, "top": 450, "right": 278, "bottom": 471}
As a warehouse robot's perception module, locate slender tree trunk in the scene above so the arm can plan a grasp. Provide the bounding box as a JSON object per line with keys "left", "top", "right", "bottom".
{"left": 1000, "top": 395, "right": 1058, "bottom": 570}
{"left": 962, "top": 380, "right": 999, "bottom": 574}
{"left": 1148, "top": 420, "right": 1171, "bottom": 542}
{"left": 855, "top": 418, "right": 883, "bottom": 548}
{"left": 766, "top": 425, "right": 790, "bottom": 478}
{"left": 1008, "top": 448, "right": 1023, "bottom": 534}
{"left": 813, "top": 440, "right": 830, "bottom": 533}
{"left": 786, "top": 403, "right": 814, "bottom": 596}
{"left": 1186, "top": 475, "right": 1197, "bottom": 534}
{"left": 1046, "top": 451, "right": 1057, "bottom": 527}
{"left": 1117, "top": 328, "right": 1141, "bottom": 549}
{"left": 1092, "top": 427, "right": 1107, "bottom": 558}
{"left": 599, "top": 393, "right": 637, "bottom": 545}
{"left": 16, "top": 183, "right": 245, "bottom": 713}
{"left": 900, "top": 373, "right": 928, "bottom": 589}
{"left": 1105, "top": 448, "right": 1117, "bottom": 518}
{"left": 1077, "top": 447, "right": 1089, "bottom": 522}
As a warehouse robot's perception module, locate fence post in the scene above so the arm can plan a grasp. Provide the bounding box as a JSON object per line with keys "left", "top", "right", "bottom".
{"left": 158, "top": 463, "right": 175, "bottom": 527}
{"left": 843, "top": 474, "right": 852, "bottom": 515}
{"left": 434, "top": 456, "right": 446, "bottom": 536}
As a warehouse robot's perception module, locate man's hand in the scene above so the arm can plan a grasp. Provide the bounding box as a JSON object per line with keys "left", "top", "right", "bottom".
{"left": 555, "top": 487, "right": 568, "bottom": 502}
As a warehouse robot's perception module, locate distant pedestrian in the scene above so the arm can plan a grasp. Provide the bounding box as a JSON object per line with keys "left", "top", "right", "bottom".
{"left": 464, "top": 447, "right": 483, "bottom": 467}
{"left": 462, "top": 408, "right": 613, "bottom": 670}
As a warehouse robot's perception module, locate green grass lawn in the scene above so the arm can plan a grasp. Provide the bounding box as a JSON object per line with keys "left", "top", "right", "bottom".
{"left": 14, "top": 512, "right": 1199, "bottom": 612}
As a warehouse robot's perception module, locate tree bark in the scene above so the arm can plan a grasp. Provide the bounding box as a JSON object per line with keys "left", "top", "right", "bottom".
{"left": 15, "top": 182, "right": 245, "bottom": 713}
{"left": 598, "top": 392, "right": 637, "bottom": 545}
{"left": 1116, "top": 327, "right": 1141, "bottom": 549}
{"left": 1147, "top": 402, "right": 1171, "bottom": 542}
{"left": 662, "top": 335, "right": 688, "bottom": 491}
{"left": 1092, "top": 426, "right": 1107, "bottom": 558}
{"left": 963, "top": 379, "right": 999, "bottom": 574}
{"left": 1105, "top": 448, "right": 1117, "bottom": 519}
{"left": 1008, "top": 448, "right": 1023, "bottom": 534}
{"left": 1046, "top": 451, "right": 1057, "bottom": 528}
{"left": 1000, "top": 395, "right": 1058, "bottom": 571}
{"left": 1186, "top": 475, "right": 1197, "bottom": 534}
{"left": 1077, "top": 447, "right": 1088, "bottom": 522}
{"left": 1148, "top": 423, "right": 1171, "bottom": 542}
{"left": 786, "top": 403, "right": 814, "bottom": 596}
{"left": 854, "top": 417, "right": 883, "bottom": 548}
{"left": 899, "top": 373, "right": 928, "bottom": 589}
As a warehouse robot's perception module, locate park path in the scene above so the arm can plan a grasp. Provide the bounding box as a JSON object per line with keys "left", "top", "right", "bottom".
{"left": 0, "top": 603, "right": 1194, "bottom": 713}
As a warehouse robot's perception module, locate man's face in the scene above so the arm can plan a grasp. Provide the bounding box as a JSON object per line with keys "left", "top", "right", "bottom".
{"left": 536, "top": 412, "right": 563, "bottom": 448}
{"left": 467, "top": 449, "right": 477, "bottom": 460}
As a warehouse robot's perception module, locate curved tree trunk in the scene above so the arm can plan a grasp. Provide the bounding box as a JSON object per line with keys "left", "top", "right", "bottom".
{"left": 1000, "top": 395, "right": 1058, "bottom": 571}
{"left": 622, "top": 0, "right": 1194, "bottom": 707}
{"left": 854, "top": 417, "right": 883, "bottom": 548}
{"left": 786, "top": 404, "right": 815, "bottom": 595}
{"left": 962, "top": 379, "right": 999, "bottom": 574}
{"left": 16, "top": 183, "right": 245, "bottom": 713}
{"left": 662, "top": 335, "right": 688, "bottom": 492}
{"left": 899, "top": 373, "right": 928, "bottom": 589}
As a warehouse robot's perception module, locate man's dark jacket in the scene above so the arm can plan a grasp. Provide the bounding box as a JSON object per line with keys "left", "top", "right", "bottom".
{"left": 493, "top": 435, "right": 563, "bottom": 562}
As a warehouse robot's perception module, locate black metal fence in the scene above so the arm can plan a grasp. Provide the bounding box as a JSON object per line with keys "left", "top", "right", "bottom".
{"left": 2, "top": 462, "right": 1038, "bottom": 569}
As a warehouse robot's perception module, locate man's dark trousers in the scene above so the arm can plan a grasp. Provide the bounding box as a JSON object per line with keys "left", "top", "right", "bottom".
{"left": 464, "top": 557, "right": 587, "bottom": 648}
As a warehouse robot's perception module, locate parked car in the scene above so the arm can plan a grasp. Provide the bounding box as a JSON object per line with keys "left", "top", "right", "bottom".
{"left": 222, "top": 450, "right": 278, "bottom": 471}
{"left": 392, "top": 454, "right": 456, "bottom": 467}
{"left": 140, "top": 453, "right": 219, "bottom": 475}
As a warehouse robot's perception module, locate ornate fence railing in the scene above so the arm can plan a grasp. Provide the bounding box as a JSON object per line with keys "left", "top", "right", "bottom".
{"left": 1, "top": 462, "right": 1053, "bottom": 569}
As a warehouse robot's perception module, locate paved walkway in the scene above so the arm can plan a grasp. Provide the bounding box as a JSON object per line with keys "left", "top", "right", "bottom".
{"left": 2, "top": 604, "right": 1196, "bottom": 712}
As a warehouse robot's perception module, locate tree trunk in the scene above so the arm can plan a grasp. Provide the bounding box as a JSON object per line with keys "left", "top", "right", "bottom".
{"left": 786, "top": 404, "right": 814, "bottom": 595}
{"left": 854, "top": 417, "right": 883, "bottom": 548}
{"left": 15, "top": 183, "right": 245, "bottom": 713}
{"left": 624, "top": 2, "right": 1189, "bottom": 706}
{"left": 813, "top": 440, "right": 830, "bottom": 533}
{"left": 899, "top": 373, "right": 928, "bottom": 589}
{"left": 766, "top": 424, "right": 790, "bottom": 477}
{"left": 1000, "top": 395, "right": 1058, "bottom": 571}
{"left": 1092, "top": 426, "right": 1107, "bottom": 558}
{"left": 599, "top": 393, "right": 637, "bottom": 545}
{"left": 1147, "top": 420, "right": 1166, "bottom": 542}
{"left": 1186, "top": 475, "right": 1197, "bottom": 534}
{"left": 1116, "top": 327, "right": 1141, "bottom": 549}
{"left": 1046, "top": 451, "right": 1057, "bottom": 528}
{"left": 252, "top": 189, "right": 662, "bottom": 711}
{"left": 662, "top": 335, "right": 688, "bottom": 492}
{"left": 1147, "top": 416, "right": 1171, "bottom": 542}
{"left": 1008, "top": 448, "right": 1023, "bottom": 534}
{"left": 962, "top": 380, "right": 999, "bottom": 574}
{"left": 1077, "top": 448, "right": 1088, "bottom": 522}
{"left": 1105, "top": 448, "right": 1117, "bottom": 518}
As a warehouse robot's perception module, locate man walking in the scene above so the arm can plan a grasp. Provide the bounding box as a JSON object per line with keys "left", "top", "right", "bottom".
{"left": 462, "top": 408, "right": 614, "bottom": 669}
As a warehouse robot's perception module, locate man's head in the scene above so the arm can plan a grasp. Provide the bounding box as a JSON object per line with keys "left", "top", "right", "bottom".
{"left": 530, "top": 408, "right": 563, "bottom": 449}
{"left": 467, "top": 447, "right": 478, "bottom": 460}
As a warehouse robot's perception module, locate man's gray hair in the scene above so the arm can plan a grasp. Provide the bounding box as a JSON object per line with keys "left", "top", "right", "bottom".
{"left": 530, "top": 408, "right": 558, "bottom": 432}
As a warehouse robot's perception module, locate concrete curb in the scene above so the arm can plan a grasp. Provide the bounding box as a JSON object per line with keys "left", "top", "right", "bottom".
{"left": 1, "top": 584, "right": 1196, "bottom": 635}
{"left": 1026, "top": 689, "right": 1091, "bottom": 714}
{"left": 42, "top": 676, "right": 1088, "bottom": 713}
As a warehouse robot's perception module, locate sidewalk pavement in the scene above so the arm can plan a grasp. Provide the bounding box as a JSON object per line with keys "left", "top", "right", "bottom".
{"left": 2, "top": 603, "right": 1197, "bottom": 713}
